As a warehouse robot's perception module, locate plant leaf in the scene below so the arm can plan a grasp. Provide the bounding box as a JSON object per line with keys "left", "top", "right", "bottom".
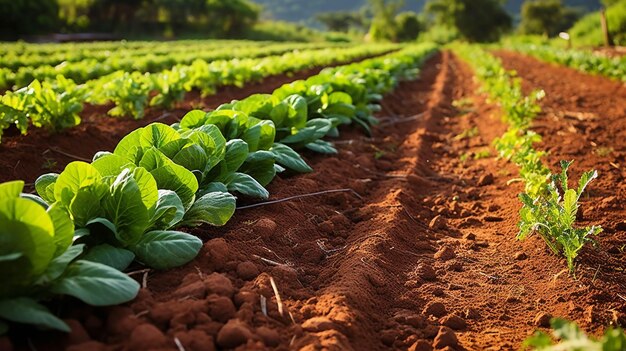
{"left": 0, "top": 297, "right": 69, "bottom": 332}
{"left": 180, "top": 191, "right": 236, "bottom": 227}
{"left": 270, "top": 143, "right": 313, "bottom": 173}
{"left": 0, "top": 180, "right": 24, "bottom": 199}
{"left": 131, "top": 230, "right": 202, "bottom": 270}
{"left": 54, "top": 161, "right": 102, "bottom": 207}
{"left": 82, "top": 244, "right": 135, "bottom": 271}
{"left": 149, "top": 190, "right": 185, "bottom": 230}
{"left": 50, "top": 260, "right": 140, "bottom": 306}
{"left": 225, "top": 172, "right": 269, "bottom": 199}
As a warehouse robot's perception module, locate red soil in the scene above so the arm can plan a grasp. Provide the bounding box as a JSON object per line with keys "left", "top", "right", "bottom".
{"left": 2, "top": 51, "right": 625, "bottom": 351}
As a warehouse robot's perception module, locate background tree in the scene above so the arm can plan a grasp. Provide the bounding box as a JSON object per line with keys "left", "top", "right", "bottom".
{"left": 316, "top": 11, "right": 367, "bottom": 32}
{"left": 0, "top": 0, "right": 59, "bottom": 38}
{"left": 518, "top": 0, "right": 582, "bottom": 37}
{"left": 204, "top": 0, "right": 260, "bottom": 36}
{"left": 367, "top": 0, "right": 405, "bottom": 41}
{"left": 424, "top": 0, "right": 511, "bottom": 42}
{"left": 395, "top": 12, "right": 423, "bottom": 41}
{"left": 601, "top": 0, "right": 621, "bottom": 6}
{"left": 87, "top": 0, "right": 144, "bottom": 32}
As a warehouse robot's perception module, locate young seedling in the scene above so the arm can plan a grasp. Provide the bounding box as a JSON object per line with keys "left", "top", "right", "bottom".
{"left": 523, "top": 318, "right": 626, "bottom": 351}
{"left": 454, "top": 126, "right": 479, "bottom": 141}
{"left": 518, "top": 160, "right": 602, "bottom": 274}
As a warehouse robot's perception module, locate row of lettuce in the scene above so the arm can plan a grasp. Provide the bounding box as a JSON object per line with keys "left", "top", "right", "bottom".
{"left": 0, "top": 44, "right": 398, "bottom": 143}
{"left": 452, "top": 43, "right": 624, "bottom": 349}
{"left": 0, "top": 42, "right": 346, "bottom": 89}
{"left": 0, "top": 43, "right": 438, "bottom": 335}
{"left": 504, "top": 43, "right": 626, "bottom": 83}
{"left": 0, "top": 40, "right": 300, "bottom": 71}
{"left": 0, "top": 39, "right": 269, "bottom": 55}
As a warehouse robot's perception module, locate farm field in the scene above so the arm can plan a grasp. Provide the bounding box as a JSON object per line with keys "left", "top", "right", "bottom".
{"left": 1, "top": 37, "right": 626, "bottom": 351}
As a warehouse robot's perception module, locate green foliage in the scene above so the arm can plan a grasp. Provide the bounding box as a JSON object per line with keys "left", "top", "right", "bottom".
{"left": 452, "top": 43, "right": 544, "bottom": 129}
{"left": 425, "top": 0, "right": 511, "bottom": 42}
{"left": 92, "top": 72, "right": 152, "bottom": 120}
{"left": 85, "top": 0, "right": 259, "bottom": 37}
{"left": 368, "top": 0, "right": 405, "bottom": 41}
{"left": 519, "top": 0, "right": 582, "bottom": 37}
{"left": 396, "top": 12, "right": 424, "bottom": 41}
{"left": 244, "top": 21, "right": 329, "bottom": 42}
{"left": 493, "top": 128, "right": 550, "bottom": 197}
{"left": 518, "top": 161, "right": 602, "bottom": 273}
{"left": 35, "top": 159, "right": 204, "bottom": 271}
{"left": 523, "top": 318, "right": 626, "bottom": 350}
{"left": 0, "top": 75, "right": 86, "bottom": 138}
{"left": 453, "top": 43, "right": 602, "bottom": 275}
{"left": 4, "top": 42, "right": 439, "bottom": 335}
{"left": 0, "top": 180, "right": 139, "bottom": 334}
{"left": 150, "top": 67, "right": 189, "bottom": 109}
{"left": 1, "top": 42, "right": 331, "bottom": 88}
{"left": 568, "top": 0, "right": 626, "bottom": 46}
{"left": 0, "top": 0, "right": 59, "bottom": 39}
{"left": 316, "top": 11, "right": 368, "bottom": 33}
{"left": 0, "top": 43, "right": 400, "bottom": 142}
{"left": 203, "top": 0, "right": 260, "bottom": 36}
{"left": 507, "top": 44, "right": 626, "bottom": 82}
{"left": 418, "top": 25, "right": 460, "bottom": 44}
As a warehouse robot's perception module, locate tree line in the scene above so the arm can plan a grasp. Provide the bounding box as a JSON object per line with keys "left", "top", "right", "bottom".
{"left": 318, "top": 0, "right": 619, "bottom": 43}
{"left": 0, "top": 0, "right": 260, "bottom": 40}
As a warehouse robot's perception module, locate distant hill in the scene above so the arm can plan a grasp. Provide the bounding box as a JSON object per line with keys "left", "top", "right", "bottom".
{"left": 253, "top": 0, "right": 602, "bottom": 23}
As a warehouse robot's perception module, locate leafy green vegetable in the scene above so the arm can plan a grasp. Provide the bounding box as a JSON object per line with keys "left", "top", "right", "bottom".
{"left": 0, "top": 180, "right": 139, "bottom": 334}
{"left": 35, "top": 163, "right": 200, "bottom": 270}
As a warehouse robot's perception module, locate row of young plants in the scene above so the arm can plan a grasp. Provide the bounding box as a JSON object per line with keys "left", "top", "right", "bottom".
{"left": 452, "top": 43, "right": 623, "bottom": 349}
{"left": 0, "top": 39, "right": 265, "bottom": 55}
{"left": 0, "top": 40, "right": 279, "bottom": 71}
{"left": 0, "top": 42, "right": 344, "bottom": 89}
{"left": 505, "top": 44, "right": 626, "bottom": 82}
{"left": 0, "top": 44, "right": 398, "bottom": 143}
{"left": 453, "top": 42, "right": 601, "bottom": 274}
{"left": 523, "top": 318, "right": 626, "bottom": 351}
{"left": 0, "top": 43, "right": 438, "bottom": 335}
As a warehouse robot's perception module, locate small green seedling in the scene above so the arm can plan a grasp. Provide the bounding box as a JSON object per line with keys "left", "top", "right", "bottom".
{"left": 523, "top": 318, "right": 626, "bottom": 351}
{"left": 454, "top": 126, "right": 479, "bottom": 141}
{"left": 518, "top": 160, "right": 602, "bottom": 274}
{"left": 473, "top": 149, "right": 491, "bottom": 160}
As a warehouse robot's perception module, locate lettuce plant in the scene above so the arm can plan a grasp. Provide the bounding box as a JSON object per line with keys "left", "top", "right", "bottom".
{"left": 150, "top": 67, "right": 189, "bottom": 109}
{"left": 178, "top": 109, "right": 312, "bottom": 194}
{"left": 0, "top": 93, "right": 29, "bottom": 142}
{"left": 35, "top": 161, "right": 204, "bottom": 270}
{"left": 88, "top": 71, "right": 152, "bottom": 120}
{"left": 19, "top": 76, "right": 86, "bottom": 132}
{"left": 0, "top": 180, "right": 139, "bottom": 334}
{"left": 217, "top": 92, "right": 336, "bottom": 154}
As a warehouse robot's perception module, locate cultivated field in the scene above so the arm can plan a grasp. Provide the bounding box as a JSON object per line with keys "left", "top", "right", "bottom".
{"left": 0, "top": 39, "right": 625, "bottom": 350}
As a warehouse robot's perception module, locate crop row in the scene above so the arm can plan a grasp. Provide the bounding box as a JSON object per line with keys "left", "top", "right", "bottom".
{"left": 0, "top": 40, "right": 275, "bottom": 70}
{"left": 453, "top": 43, "right": 601, "bottom": 274}
{"left": 453, "top": 43, "right": 626, "bottom": 349}
{"left": 505, "top": 44, "right": 626, "bottom": 82}
{"left": 0, "top": 42, "right": 345, "bottom": 89}
{"left": 0, "top": 44, "right": 398, "bottom": 143}
{"left": 0, "top": 39, "right": 270, "bottom": 56}
{"left": 0, "top": 43, "right": 438, "bottom": 334}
